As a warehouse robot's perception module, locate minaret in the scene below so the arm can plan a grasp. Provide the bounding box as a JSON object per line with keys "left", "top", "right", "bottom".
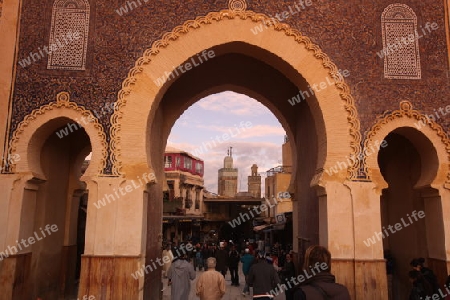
{"left": 248, "top": 164, "right": 261, "bottom": 198}
{"left": 218, "top": 147, "right": 238, "bottom": 197}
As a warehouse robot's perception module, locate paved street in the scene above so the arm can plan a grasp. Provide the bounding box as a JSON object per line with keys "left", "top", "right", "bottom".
{"left": 162, "top": 265, "right": 285, "bottom": 300}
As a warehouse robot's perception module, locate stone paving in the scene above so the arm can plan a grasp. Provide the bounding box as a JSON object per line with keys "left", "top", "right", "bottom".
{"left": 162, "top": 265, "right": 285, "bottom": 300}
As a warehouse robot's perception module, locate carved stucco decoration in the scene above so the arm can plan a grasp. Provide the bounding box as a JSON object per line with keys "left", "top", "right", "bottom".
{"left": 228, "top": 0, "right": 247, "bottom": 11}
{"left": 363, "top": 100, "right": 450, "bottom": 187}
{"left": 8, "top": 92, "right": 108, "bottom": 174}
{"left": 109, "top": 9, "right": 362, "bottom": 180}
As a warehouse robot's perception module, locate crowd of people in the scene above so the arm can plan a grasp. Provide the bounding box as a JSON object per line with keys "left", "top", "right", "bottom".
{"left": 163, "top": 239, "right": 450, "bottom": 300}
{"left": 162, "top": 239, "right": 351, "bottom": 300}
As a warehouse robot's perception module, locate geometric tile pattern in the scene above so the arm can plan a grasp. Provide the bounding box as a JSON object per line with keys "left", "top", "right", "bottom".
{"left": 381, "top": 4, "right": 421, "bottom": 79}
{"left": 47, "top": 0, "right": 90, "bottom": 70}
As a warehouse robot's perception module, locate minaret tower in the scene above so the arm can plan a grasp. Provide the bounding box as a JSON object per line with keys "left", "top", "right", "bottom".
{"left": 248, "top": 164, "right": 261, "bottom": 198}
{"left": 218, "top": 147, "right": 238, "bottom": 197}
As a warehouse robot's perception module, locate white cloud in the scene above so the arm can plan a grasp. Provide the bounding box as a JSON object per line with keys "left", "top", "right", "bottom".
{"left": 197, "top": 91, "right": 267, "bottom": 116}
{"left": 193, "top": 124, "right": 285, "bottom": 139}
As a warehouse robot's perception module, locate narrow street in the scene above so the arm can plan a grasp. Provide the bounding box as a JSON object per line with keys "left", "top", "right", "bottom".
{"left": 162, "top": 266, "right": 286, "bottom": 300}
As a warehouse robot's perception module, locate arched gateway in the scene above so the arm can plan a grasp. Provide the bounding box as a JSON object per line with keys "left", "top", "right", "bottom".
{"left": 83, "top": 8, "right": 374, "bottom": 299}
{"left": 1, "top": 2, "right": 449, "bottom": 300}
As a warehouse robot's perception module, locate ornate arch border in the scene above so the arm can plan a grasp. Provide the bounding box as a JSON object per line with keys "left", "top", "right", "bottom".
{"left": 8, "top": 92, "right": 108, "bottom": 176}
{"left": 363, "top": 101, "right": 450, "bottom": 189}
{"left": 109, "top": 8, "right": 362, "bottom": 178}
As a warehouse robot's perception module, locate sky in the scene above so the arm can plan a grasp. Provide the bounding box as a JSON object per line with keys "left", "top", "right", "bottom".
{"left": 167, "top": 91, "right": 286, "bottom": 194}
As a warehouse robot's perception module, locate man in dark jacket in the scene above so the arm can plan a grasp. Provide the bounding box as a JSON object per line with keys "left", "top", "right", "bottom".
{"left": 280, "top": 253, "right": 296, "bottom": 300}
{"left": 247, "top": 252, "right": 280, "bottom": 299}
{"left": 215, "top": 242, "right": 229, "bottom": 277}
{"left": 410, "top": 258, "right": 439, "bottom": 294}
{"left": 228, "top": 245, "right": 240, "bottom": 286}
{"left": 294, "top": 245, "right": 350, "bottom": 300}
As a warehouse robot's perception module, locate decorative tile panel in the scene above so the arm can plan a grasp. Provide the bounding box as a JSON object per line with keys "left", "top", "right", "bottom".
{"left": 381, "top": 4, "right": 421, "bottom": 79}
{"left": 47, "top": 0, "right": 90, "bottom": 70}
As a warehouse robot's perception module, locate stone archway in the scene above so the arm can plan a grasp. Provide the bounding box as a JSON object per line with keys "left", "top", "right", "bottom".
{"left": 363, "top": 100, "right": 450, "bottom": 298}
{"left": 109, "top": 9, "right": 362, "bottom": 179}
{"left": 364, "top": 101, "right": 450, "bottom": 190}
{"left": 95, "top": 7, "right": 391, "bottom": 300}
{"left": 0, "top": 92, "right": 108, "bottom": 299}
{"left": 9, "top": 91, "right": 108, "bottom": 177}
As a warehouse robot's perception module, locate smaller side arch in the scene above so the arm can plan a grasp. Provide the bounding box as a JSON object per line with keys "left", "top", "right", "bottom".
{"left": 363, "top": 101, "right": 450, "bottom": 191}
{"left": 8, "top": 92, "right": 108, "bottom": 178}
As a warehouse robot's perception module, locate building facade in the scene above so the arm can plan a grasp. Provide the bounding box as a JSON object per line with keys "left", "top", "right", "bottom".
{"left": 262, "top": 138, "right": 293, "bottom": 248}
{"left": 0, "top": 0, "right": 450, "bottom": 299}
{"left": 162, "top": 147, "right": 204, "bottom": 244}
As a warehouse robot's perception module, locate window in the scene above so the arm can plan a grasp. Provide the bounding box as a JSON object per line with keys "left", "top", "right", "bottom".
{"left": 176, "top": 156, "right": 181, "bottom": 168}
{"left": 381, "top": 4, "right": 421, "bottom": 79}
{"left": 195, "top": 162, "right": 203, "bottom": 174}
{"left": 195, "top": 190, "right": 201, "bottom": 209}
{"left": 168, "top": 181, "right": 174, "bottom": 201}
{"left": 184, "top": 157, "right": 192, "bottom": 169}
{"left": 164, "top": 155, "right": 172, "bottom": 168}
{"left": 48, "top": 0, "right": 90, "bottom": 70}
{"left": 185, "top": 188, "right": 192, "bottom": 209}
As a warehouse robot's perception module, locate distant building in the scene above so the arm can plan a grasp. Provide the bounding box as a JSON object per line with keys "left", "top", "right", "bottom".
{"left": 248, "top": 164, "right": 261, "bottom": 198}
{"left": 202, "top": 149, "right": 264, "bottom": 242}
{"left": 263, "top": 137, "right": 293, "bottom": 247}
{"left": 203, "top": 191, "right": 263, "bottom": 243}
{"left": 217, "top": 147, "right": 238, "bottom": 197}
{"left": 162, "top": 147, "right": 204, "bottom": 244}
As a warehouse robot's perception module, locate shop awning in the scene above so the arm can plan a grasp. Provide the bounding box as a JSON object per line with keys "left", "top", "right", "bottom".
{"left": 253, "top": 224, "right": 272, "bottom": 231}
{"left": 163, "top": 215, "right": 204, "bottom": 219}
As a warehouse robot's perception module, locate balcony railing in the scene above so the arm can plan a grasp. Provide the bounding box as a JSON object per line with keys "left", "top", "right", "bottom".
{"left": 266, "top": 165, "right": 292, "bottom": 177}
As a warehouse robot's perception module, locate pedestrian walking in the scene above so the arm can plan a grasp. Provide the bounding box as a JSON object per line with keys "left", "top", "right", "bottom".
{"left": 195, "top": 248, "right": 204, "bottom": 271}
{"left": 247, "top": 252, "right": 281, "bottom": 299}
{"left": 280, "top": 253, "right": 296, "bottom": 300}
{"left": 294, "top": 245, "right": 350, "bottom": 299}
{"left": 257, "top": 238, "right": 265, "bottom": 252}
{"left": 229, "top": 244, "right": 240, "bottom": 286}
{"left": 167, "top": 248, "right": 196, "bottom": 300}
{"left": 201, "top": 243, "right": 209, "bottom": 268}
{"left": 162, "top": 243, "right": 173, "bottom": 278}
{"left": 215, "top": 242, "right": 229, "bottom": 277}
{"left": 241, "top": 248, "right": 255, "bottom": 296}
{"left": 271, "top": 242, "right": 281, "bottom": 259}
{"left": 196, "top": 257, "right": 226, "bottom": 300}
